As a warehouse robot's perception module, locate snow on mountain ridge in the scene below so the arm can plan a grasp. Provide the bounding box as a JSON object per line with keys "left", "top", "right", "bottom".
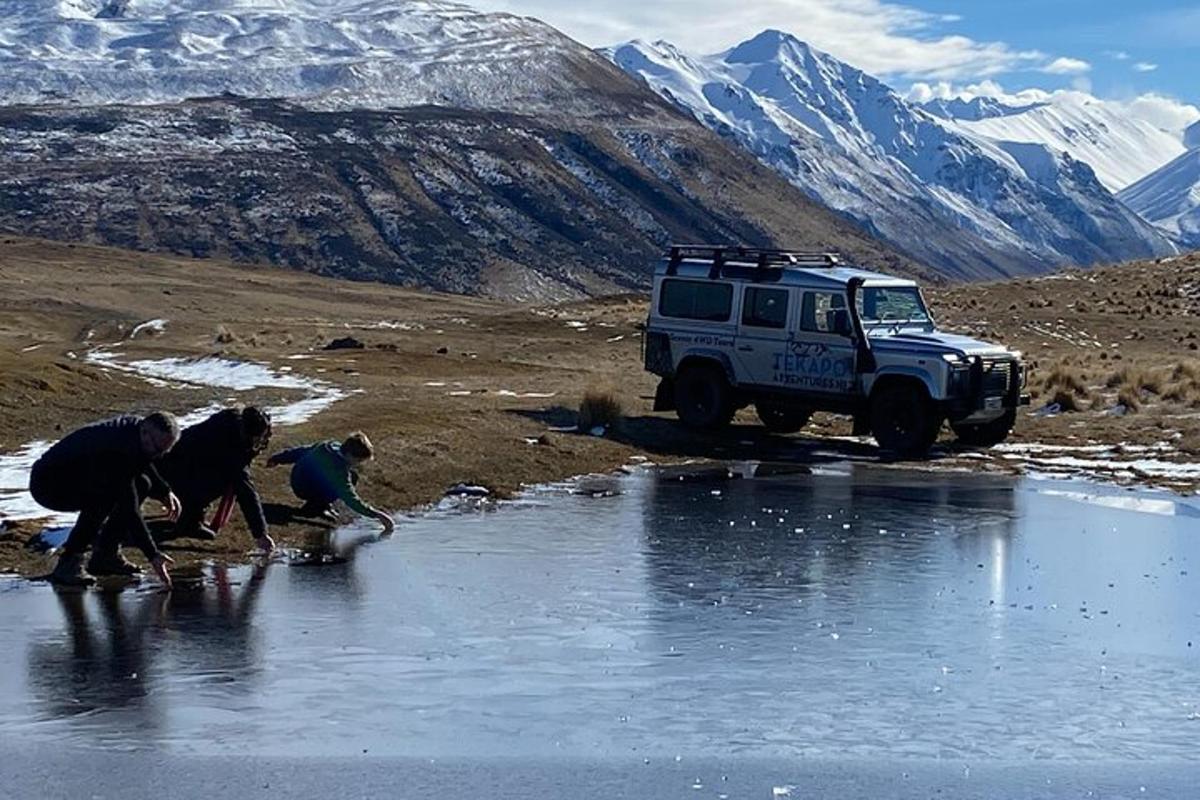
{"left": 610, "top": 32, "right": 1175, "bottom": 277}
{"left": 0, "top": 0, "right": 600, "bottom": 112}
{"left": 932, "top": 91, "right": 1190, "bottom": 192}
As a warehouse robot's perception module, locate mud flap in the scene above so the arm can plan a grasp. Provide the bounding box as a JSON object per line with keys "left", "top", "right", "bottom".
{"left": 654, "top": 378, "right": 676, "bottom": 412}
{"left": 852, "top": 414, "right": 871, "bottom": 436}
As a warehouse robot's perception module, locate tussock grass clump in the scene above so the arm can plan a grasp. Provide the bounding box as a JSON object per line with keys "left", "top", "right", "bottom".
{"left": 1161, "top": 363, "right": 1200, "bottom": 407}
{"left": 577, "top": 388, "right": 624, "bottom": 435}
{"left": 1046, "top": 388, "right": 1085, "bottom": 413}
{"left": 1171, "top": 361, "right": 1200, "bottom": 382}
{"left": 1037, "top": 361, "right": 1097, "bottom": 412}
{"left": 1106, "top": 366, "right": 1166, "bottom": 395}
{"left": 1116, "top": 386, "right": 1142, "bottom": 413}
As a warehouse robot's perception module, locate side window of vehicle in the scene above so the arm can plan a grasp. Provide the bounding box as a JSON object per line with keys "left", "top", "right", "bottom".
{"left": 659, "top": 279, "right": 734, "bottom": 322}
{"left": 800, "top": 291, "right": 850, "bottom": 335}
{"left": 741, "top": 287, "right": 789, "bottom": 329}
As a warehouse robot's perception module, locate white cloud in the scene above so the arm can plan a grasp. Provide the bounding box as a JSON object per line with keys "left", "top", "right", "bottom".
{"left": 1133, "top": 62, "right": 1159, "bottom": 73}
{"left": 904, "top": 80, "right": 1200, "bottom": 135}
{"left": 471, "top": 0, "right": 1043, "bottom": 80}
{"left": 1042, "top": 57, "right": 1091, "bottom": 75}
{"left": 1123, "top": 93, "right": 1200, "bottom": 133}
{"left": 1105, "top": 50, "right": 1131, "bottom": 61}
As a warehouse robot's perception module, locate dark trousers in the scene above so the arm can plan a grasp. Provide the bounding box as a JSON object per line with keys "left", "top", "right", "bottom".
{"left": 30, "top": 462, "right": 152, "bottom": 559}
{"left": 295, "top": 470, "right": 357, "bottom": 514}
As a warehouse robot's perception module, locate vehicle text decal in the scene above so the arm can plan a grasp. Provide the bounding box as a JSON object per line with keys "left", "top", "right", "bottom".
{"left": 773, "top": 341, "right": 853, "bottom": 390}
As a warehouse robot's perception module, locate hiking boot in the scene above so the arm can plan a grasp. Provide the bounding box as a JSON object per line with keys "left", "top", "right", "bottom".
{"left": 49, "top": 553, "right": 95, "bottom": 588}
{"left": 87, "top": 551, "right": 142, "bottom": 578}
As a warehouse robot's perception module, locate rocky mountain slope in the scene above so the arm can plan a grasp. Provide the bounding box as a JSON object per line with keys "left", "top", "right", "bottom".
{"left": 609, "top": 32, "right": 1177, "bottom": 279}
{"left": 0, "top": 1, "right": 915, "bottom": 299}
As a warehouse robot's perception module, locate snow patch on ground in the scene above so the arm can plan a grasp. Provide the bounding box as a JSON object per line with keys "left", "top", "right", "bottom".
{"left": 0, "top": 441, "right": 69, "bottom": 524}
{"left": 129, "top": 318, "right": 168, "bottom": 338}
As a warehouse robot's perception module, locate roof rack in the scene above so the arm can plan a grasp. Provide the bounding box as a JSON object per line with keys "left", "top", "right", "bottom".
{"left": 665, "top": 245, "right": 842, "bottom": 278}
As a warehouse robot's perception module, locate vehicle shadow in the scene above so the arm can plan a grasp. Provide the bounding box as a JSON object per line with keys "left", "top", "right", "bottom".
{"left": 511, "top": 406, "right": 959, "bottom": 466}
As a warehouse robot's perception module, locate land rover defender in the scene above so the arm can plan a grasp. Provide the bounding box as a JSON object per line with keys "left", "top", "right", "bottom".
{"left": 643, "top": 246, "right": 1030, "bottom": 456}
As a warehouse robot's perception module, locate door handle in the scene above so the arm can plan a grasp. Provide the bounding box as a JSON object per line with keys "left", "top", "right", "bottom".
{"left": 737, "top": 345, "right": 754, "bottom": 352}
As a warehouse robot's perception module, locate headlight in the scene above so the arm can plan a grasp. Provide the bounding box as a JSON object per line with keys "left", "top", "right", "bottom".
{"left": 941, "top": 353, "right": 964, "bottom": 363}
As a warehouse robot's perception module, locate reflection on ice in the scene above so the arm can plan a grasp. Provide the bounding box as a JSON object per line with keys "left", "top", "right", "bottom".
{"left": 0, "top": 466, "right": 1197, "bottom": 764}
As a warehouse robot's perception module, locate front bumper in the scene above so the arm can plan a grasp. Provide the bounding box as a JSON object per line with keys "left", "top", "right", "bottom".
{"left": 947, "top": 358, "right": 1026, "bottom": 421}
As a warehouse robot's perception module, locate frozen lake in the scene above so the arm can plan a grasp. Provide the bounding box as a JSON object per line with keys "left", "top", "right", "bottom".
{"left": 1, "top": 465, "right": 1198, "bottom": 797}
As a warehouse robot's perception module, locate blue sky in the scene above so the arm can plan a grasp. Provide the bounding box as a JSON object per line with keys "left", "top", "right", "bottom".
{"left": 473, "top": 0, "right": 1198, "bottom": 114}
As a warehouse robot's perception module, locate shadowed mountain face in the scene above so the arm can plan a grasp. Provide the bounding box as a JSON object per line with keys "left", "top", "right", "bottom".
{"left": 0, "top": 2, "right": 919, "bottom": 299}
{"left": 0, "top": 98, "right": 917, "bottom": 300}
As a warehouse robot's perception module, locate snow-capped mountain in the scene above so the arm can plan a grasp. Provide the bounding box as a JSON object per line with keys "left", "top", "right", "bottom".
{"left": 609, "top": 31, "right": 1175, "bottom": 278}
{"left": 0, "top": 4, "right": 917, "bottom": 299}
{"left": 1119, "top": 138, "right": 1200, "bottom": 247}
{"left": 923, "top": 91, "right": 1192, "bottom": 193}
{"left": 0, "top": 0, "right": 623, "bottom": 115}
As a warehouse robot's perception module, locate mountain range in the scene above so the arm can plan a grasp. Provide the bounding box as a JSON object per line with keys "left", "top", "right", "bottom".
{"left": 0, "top": 0, "right": 915, "bottom": 299}
{"left": 0, "top": 1, "right": 1193, "bottom": 295}
{"left": 921, "top": 91, "right": 1190, "bottom": 194}
{"left": 609, "top": 32, "right": 1178, "bottom": 280}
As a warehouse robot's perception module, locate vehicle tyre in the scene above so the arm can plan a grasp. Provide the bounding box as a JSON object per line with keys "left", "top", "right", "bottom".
{"left": 870, "top": 382, "right": 942, "bottom": 458}
{"left": 756, "top": 402, "right": 812, "bottom": 434}
{"left": 952, "top": 408, "right": 1016, "bottom": 448}
{"left": 674, "top": 364, "right": 734, "bottom": 430}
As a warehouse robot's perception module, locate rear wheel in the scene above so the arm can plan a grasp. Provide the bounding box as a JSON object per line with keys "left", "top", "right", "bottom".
{"left": 756, "top": 402, "right": 812, "bottom": 434}
{"left": 870, "top": 382, "right": 942, "bottom": 458}
{"left": 952, "top": 408, "right": 1016, "bottom": 448}
{"left": 674, "top": 364, "right": 734, "bottom": 431}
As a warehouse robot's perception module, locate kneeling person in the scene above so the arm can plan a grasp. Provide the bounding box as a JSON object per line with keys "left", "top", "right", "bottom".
{"left": 156, "top": 406, "right": 275, "bottom": 552}
{"left": 29, "top": 413, "right": 182, "bottom": 587}
{"left": 267, "top": 432, "right": 394, "bottom": 533}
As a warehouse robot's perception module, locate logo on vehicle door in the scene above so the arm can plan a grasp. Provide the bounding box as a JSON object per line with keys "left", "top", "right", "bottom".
{"left": 773, "top": 341, "right": 852, "bottom": 390}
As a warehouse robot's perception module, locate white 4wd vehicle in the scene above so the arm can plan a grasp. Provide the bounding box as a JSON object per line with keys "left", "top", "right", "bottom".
{"left": 643, "top": 246, "right": 1029, "bottom": 456}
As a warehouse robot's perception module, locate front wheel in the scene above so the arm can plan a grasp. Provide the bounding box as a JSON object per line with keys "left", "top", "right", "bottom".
{"left": 870, "top": 383, "right": 942, "bottom": 458}
{"left": 674, "top": 364, "right": 734, "bottom": 431}
{"left": 756, "top": 403, "right": 812, "bottom": 434}
{"left": 952, "top": 408, "right": 1016, "bottom": 448}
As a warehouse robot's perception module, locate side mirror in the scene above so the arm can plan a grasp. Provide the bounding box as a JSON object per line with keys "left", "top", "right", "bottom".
{"left": 830, "top": 309, "right": 852, "bottom": 336}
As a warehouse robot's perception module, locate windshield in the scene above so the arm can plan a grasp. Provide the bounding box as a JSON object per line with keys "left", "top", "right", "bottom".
{"left": 856, "top": 286, "right": 930, "bottom": 326}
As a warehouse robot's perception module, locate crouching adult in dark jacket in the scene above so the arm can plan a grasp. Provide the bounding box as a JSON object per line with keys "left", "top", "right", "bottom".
{"left": 155, "top": 406, "right": 275, "bottom": 553}
{"left": 29, "top": 413, "right": 182, "bottom": 588}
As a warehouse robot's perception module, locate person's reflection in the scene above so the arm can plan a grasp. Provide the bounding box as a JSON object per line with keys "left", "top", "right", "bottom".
{"left": 281, "top": 525, "right": 380, "bottom": 605}
{"left": 165, "top": 562, "right": 270, "bottom": 689}
{"left": 26, "top": 587, "right": 168, "bottom": 727}
{"left": 26, "top": 562, "right": 273, "bottom": 730}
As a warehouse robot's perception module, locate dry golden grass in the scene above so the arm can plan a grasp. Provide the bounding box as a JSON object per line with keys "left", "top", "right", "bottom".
{"left": 577, "top": 387, "right": 625, "bottom": 434}
{"left": 1106, "top": 365, "right": 1168, "bottom": 395}
{"left": 1116, "top": 386, "right": 1142, "bottom": 413}
{"left": 1039, "top": 362, "right": 1092, "bottom": 410}
{"left": 1171, "top": 361, "right": 1200, "bottom": 382}
{"left": 1046, "top": 388, "right": 1085, "bottom": 413}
